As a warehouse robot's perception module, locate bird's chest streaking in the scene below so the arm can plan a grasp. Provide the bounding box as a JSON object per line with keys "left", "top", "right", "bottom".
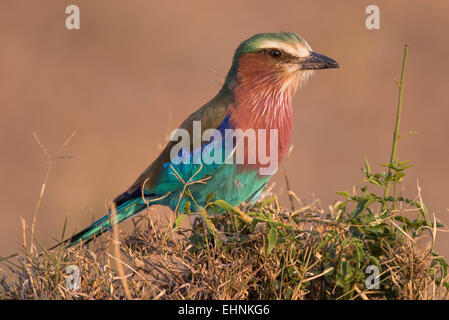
{"left": 227, "top": 52, "right": 297, "bottom": 173}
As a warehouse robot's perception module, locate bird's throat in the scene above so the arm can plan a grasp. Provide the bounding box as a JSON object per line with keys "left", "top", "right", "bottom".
{"left": 227, "top": 59, "right": 299, "bottom": 168}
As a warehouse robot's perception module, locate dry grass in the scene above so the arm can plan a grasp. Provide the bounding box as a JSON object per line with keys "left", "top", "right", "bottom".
{"left": 1, "top": 190, "right": 447, "bottom": 300}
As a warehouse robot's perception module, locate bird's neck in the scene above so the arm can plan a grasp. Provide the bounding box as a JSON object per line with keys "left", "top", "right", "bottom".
{"left": 226, "top": 56, "right": 300, "bottom": 164}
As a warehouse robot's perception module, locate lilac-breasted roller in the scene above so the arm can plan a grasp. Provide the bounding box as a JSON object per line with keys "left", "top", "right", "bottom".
{"left": 59, "top": 32, "right": 339, "bottom": 248}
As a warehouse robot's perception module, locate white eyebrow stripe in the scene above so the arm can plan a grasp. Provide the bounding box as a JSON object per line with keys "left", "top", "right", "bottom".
{"left": 258, "top": 40, "right": 311, "bottom": 58}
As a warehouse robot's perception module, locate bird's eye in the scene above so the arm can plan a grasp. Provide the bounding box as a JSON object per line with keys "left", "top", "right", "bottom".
{"left": 268, "top": 49, "right": 282, "bottom": 58}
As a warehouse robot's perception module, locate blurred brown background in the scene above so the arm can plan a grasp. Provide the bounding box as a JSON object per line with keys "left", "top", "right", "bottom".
{"left": 0, "top": 1, "right": 448, "bottom": 258}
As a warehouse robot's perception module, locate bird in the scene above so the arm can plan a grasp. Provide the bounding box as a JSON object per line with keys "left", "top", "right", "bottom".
{"left": 55, "top": 32, "right": 339, "bottom": 249}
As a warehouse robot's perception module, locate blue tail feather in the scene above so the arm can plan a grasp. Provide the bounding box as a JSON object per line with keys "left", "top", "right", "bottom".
{"left": 50, "top": 198, "right": 149, "bottom": 249}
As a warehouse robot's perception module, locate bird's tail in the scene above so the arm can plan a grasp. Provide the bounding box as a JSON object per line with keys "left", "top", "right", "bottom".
{"left": 50, "top": 198, "right": 147, "bottom": 250}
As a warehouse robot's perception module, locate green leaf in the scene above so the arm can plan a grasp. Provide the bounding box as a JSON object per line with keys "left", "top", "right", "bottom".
{"left": 261, "top": 198, "right": 276, "bottom": 207}
{"left": 370, "top": 256, "right": 381, "bottom": 270}
{"left": 184, "top": 201, "right": 191, "bottom": 213}
{"left": 398, "top": 160, "right": 411, "bottom": 167}
{"left": 336, "top": 191, "right": 351, "bottom": 199}
{"left": 266, "top": 226, "right": 278, "bottom": 256}
{"left": 199, "top": 210, "right": 220, "bottom": 238}
{"left": 174, "top": 214, "right": 187, "bottom": 228}
{"left": 211, "top": 199, "right": 234, "bottom": 211}
{"left": 364, "top": 158, "right": 371, "bottom": 174}
{"left": 350, "top": 197, "right": 375, "bottom": 221}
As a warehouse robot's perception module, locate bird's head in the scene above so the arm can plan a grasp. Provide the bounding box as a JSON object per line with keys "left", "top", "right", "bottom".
{"left": 225, "top": 32, "right": 339, "bottom": 94}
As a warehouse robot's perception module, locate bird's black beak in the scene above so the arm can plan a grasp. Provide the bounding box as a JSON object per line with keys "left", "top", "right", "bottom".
{"left": 300, "top": 51, "right": 339, "bottom": 70}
